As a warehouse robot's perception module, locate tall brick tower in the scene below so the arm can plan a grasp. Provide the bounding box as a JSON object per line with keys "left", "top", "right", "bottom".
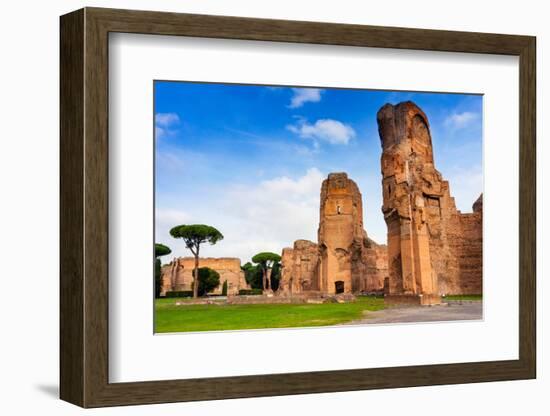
{"left": 377, "top": 101, "right": 442, "bottom": 304}
{"left": 317, "top": 172, "right": 365, "bottom": 294}
{"left": 377, "top": 101, "right": 482, "bottom": 304}
{"left": 279, "top": 172, "right": 389, "bottom": 296}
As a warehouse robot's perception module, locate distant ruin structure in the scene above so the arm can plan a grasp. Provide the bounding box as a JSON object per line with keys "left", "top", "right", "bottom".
{"left": 279, "top": 240, "right": 320, "bottom": 293}
{"left": 278, "top": 173, "right": 388, "bottom": 295}
{"left": 377, "top": 101, "right": 482, "bottom": 305}
{"left": 160, "top": 257, "right": 249, "bottom": 296}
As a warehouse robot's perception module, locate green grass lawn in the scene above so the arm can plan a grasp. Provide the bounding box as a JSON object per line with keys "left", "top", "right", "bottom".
{"left": 155, "top": 296, "right": 385, "bottom": 333}
{"left": 442, "top": 294, "right": 483, "bottom": 301}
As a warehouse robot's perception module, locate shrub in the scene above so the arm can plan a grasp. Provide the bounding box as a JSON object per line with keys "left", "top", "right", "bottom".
{"left": 238, "top": 289, "right": 263, "bottom": 296}
{"left": 241, "top": 262, "right": 263, "bottom": 289}
{"left": 154, "top": 243, "right": 171, "bottom": 298}
{"left": 155, "top": 258, "right": 162, "bottom": 299}
{"left": 165, "top": 291, "right": 193, "bottom": 298}
{"left": 154, "top": 243, "right": 172, "bottom": 257}
{"left": 221, "top": 280, "right": 228, "bottom": 296}
{"left": 193, "top": 267, "right": 220, "bottom": 296}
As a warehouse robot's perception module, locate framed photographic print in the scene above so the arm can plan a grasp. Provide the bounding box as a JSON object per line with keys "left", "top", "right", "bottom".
{"left": 60, "top": 7, "right": 536, "bottom": 408}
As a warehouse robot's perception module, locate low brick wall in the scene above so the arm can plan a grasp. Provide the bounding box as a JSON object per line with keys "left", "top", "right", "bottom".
{"left": 227, "top": 293, "right": 357, "bottom": 305}
{"left": 171, "top": 293, "right": 358, "bottom": 306}
{"left": 384, "top": 294, "right": 442, "bottom": 306}
{"left": 227, "top": 295, "right": 306, "bottom": 305}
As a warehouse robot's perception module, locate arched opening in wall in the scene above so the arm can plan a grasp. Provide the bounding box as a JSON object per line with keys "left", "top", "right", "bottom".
{"left": 335, "top": 280, "right": 345, "bottom": 294}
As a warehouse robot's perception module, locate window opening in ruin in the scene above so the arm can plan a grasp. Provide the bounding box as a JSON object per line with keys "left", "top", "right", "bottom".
{"left": 335, "top": 280, "right": 344, "bottom": 294}
{"left": 337, "top": 205, "right": 341, "bottom": 214}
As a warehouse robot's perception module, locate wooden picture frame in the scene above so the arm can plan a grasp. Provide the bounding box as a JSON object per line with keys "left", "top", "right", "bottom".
{"left": 60, "top": 7, "right": 536, "bottom": 408}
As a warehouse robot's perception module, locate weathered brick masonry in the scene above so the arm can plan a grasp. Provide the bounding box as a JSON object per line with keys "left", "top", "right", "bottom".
{"left": 377, "top": 101, "right": 482, "bottom": 304}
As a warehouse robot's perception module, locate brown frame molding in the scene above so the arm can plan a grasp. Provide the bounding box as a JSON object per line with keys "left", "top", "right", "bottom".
{"left": 60, "top": 7, "right": 536, "bottom": 408}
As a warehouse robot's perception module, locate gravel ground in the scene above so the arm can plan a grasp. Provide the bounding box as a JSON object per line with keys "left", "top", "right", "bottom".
{"left": 344, "top": 301, "right": 483, "bottom": 325}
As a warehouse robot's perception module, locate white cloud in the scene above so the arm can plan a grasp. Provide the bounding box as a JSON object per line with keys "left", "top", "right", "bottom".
{"left": 155, "top": 112, "right": 180, "bottom": 127}
{"left": 155, "top": 126, "right": 165, "bottom": 139}
{"left": 157, "top": 169, "right": 325, "bottom": 263}
{"left": 287, "top": 118, "right": 356, "bottom": 145}
{"left": 219, "top": 168, "right": 324, "bottom": 261}
{"left": 288, "top": 88, "right": 323, "bottom": 108}
{"left": 155, "top": 209, "right": 193, "bottom": 260}
{"left": 155, "top": 112, "right": 180, "bottom": 139}
{"left": 156, "top": 149, "right": 188, "bottom": 173}
{"left": 259, "top": 168, "right": 325, "bottom": 196}
{"left": 444, "top": 111, "right": 478, "bottom": 129}
{"left": 156, "top": 208, "right": 191, "bottom": 226}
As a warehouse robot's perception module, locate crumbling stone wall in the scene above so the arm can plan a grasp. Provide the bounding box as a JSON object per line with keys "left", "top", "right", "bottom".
{"left": 279, "top": 173, "right": 388, "bottom": 295}
{"left": 447, "top": 195, "right": 483, "bottom": 294}
{"left": 278, "top": 240, "right": 319, "bottom": 294}
{"left": 377, "top": 101, "right": 482, "bottom": 302}
{"left": 362, "top": 237, "right": 388, "bottom": 293}
{"left": 160, "top": 257, "right": 249, "bottom": 296}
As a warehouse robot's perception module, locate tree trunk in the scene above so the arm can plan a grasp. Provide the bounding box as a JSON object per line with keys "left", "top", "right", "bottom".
{"left": 170, "top": 260, "right": 177, "bottom": 291}
{"left": 266, "top": 268, "right": 272, "bottom": 291}
{"left": 193, "top": 251, "right": 199, "bottom": 298}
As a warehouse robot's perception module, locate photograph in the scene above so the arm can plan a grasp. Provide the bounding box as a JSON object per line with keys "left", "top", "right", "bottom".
{"left": 153, "top": 82, "right": 483, "bottom": 333}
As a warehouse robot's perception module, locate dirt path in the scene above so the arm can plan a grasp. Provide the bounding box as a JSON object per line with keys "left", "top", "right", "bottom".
{"left": 345, "top": 301, "right": 482, "bottom": 325}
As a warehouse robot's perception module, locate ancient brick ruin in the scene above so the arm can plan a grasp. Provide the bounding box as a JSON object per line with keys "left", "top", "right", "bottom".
{"left": 159, "top": 101, "right": 482, "bottom": 304}
{"left": 160, "top": 257, "right": 249, "bottom": 296}
{"left": 279, "top": 240, "right": 320, "bottom": 293}
{"left": 377, "top": 101, "right": 482, "bottom": 304}
{"left": 278, "top": 173, "right": 388, "bottom": 296}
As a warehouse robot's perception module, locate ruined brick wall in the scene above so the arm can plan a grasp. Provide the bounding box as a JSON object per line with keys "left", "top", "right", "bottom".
{"left": 362, "top": 237, "right": 388, "bottom": 293}
{"left": 318, "top": 173, "right": 366, "bottom": 294}
{"left": 160, "top": 257, "right": 249, "bottom": 296}
{"left": 378, "top": 101, "right": 440, "bottom": 300}
{"left": 279, "top": 173, "right": 388, "bottom": 296}
{"left": 377, "top": 101, "right": 482, "bottom": 299}
{"left": 278, "top": 240, "right": 320, "bottom": 294}
{"left": 446, "top": 195, "right": 483, "bottom": 294}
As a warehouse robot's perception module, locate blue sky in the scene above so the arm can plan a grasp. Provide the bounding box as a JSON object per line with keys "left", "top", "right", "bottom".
{"left": 155, "top": 82, "right": 483, "bottom": 264}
